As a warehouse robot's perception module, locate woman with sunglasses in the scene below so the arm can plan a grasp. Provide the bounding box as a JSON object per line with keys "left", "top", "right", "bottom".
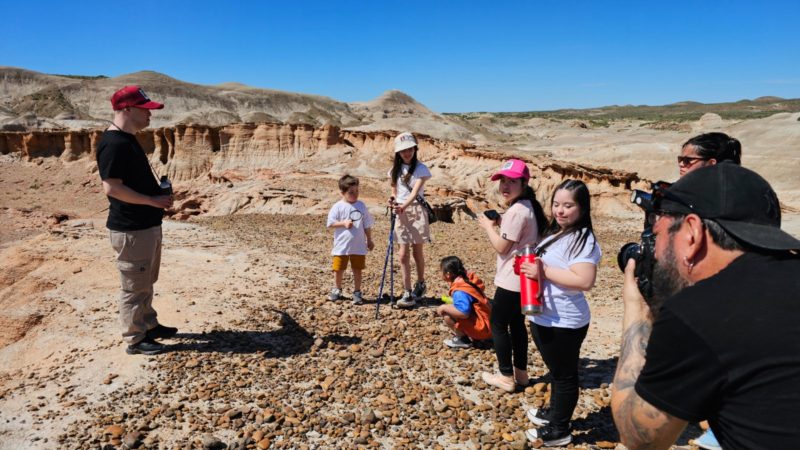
{"left": 678, "top": 132, "right": 741, "bottom": 450}
{"left": 678, "top": 132, "right": 741, "bottom": 177}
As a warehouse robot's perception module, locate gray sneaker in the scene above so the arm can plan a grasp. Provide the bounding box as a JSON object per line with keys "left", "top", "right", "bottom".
{"left": 352, "top": 291, "right": 364, "bottom": 305}
{"left": 412, "top": 281, "right": 427, "bottom": 299}
{"left": 328, "top": 288, "right": 341, "bottom": 301}
{"left": 444, "top": 335, "right": 472, "bottom": 349}
{"left": 396, "top": 290, "right": 416, "bottom": 308}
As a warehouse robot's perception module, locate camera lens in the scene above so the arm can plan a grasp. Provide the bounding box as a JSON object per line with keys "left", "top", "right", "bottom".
{"left": 617, "top": 242, "right": 642, "bottom": 272}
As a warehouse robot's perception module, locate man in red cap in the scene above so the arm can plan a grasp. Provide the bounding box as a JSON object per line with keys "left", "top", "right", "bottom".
{"left": 96, "top": 85, "right": 176, "bottom": 355}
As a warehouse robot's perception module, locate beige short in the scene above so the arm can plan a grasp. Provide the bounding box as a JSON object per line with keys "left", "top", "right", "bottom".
{"left": 394, "top": 202, "right": 431, "bottom": 245}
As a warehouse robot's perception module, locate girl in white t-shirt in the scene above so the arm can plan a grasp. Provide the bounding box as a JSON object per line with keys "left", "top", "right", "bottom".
{"left": 388, "top": 132, "right": 432, "bottom": 308}
{"left": 478, "top": 159, "right": 547, "bottom": 393}
{"left": 519, "top": 179, "right": 601, "bottom": 447}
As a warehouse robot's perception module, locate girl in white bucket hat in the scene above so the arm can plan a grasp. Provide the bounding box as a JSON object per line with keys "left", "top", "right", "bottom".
{"left": 388, "top": 132, "right": 432, "bottom": 308}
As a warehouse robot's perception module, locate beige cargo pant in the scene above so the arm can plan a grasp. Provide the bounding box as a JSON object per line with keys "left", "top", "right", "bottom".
{"left": 109, "top": 226, "right": 162, "bottom": 345}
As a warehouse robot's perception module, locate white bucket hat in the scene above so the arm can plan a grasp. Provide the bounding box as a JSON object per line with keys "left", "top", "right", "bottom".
{"left": 394, "top": 132, "right": 418, "bottom": 153}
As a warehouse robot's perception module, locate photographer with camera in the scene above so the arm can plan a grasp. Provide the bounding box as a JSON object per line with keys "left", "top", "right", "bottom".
{"left": 618, "top": 132, "right": 742, "bottom": 449}
{"left": 611, "top": 163, "right": 800, "bottom": 449}
{"left": 97, "top": 86, "right": 176, "bottom": 355}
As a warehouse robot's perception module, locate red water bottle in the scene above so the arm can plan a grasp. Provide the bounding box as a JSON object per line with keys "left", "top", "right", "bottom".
{"left": 513, "top": 244, "right": 543, "bottom": 315}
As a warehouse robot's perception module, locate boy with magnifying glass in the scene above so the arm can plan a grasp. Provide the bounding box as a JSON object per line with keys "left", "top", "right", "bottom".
{"left": 327, "top": 175, "right": 375, "bottom": 304}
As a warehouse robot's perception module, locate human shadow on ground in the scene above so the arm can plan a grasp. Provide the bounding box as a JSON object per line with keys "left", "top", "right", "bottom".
{"left": 159, "top": 308, "right": 361, "bottom": 357}
{"left": 578, "top": 356, "right": 618, "bottom": 388}
{"left": 570, "top": 405, "right": 703, "bottom": 446}
{"left": 515, "top": 357, "right": 618, "bottom": 390}
{"left": 363, "top": 293, "right": 441, "bottom": 309}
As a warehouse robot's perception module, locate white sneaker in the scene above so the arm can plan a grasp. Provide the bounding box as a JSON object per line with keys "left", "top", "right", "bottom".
{"left": 526, "top": 407, "right": 551, "bottom": 427}
{"left": 396, "top": 290, "right": 416, "bottom": 308}
{"left": 352, "top": 291, "right": 364, "bottom": 305}
{"left": 328, "top": 288, "right": 341, "bottom": 301}
{"left": 525, "top": 425, "right": 572, "bottom": 447}
{"left": 444, "top": 335, "right": 472, "bottom": 349}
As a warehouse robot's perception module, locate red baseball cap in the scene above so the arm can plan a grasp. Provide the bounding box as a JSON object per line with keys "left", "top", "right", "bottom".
{"left": 110, "top": 85, "right": 164, "bottom": 110}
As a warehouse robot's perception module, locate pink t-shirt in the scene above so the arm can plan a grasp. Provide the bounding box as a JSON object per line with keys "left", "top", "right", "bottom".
{"left": 494, "top": 199, "right": 541, "bottom": 292}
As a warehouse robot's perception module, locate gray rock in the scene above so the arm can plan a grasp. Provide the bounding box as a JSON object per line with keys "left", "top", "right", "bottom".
{"left": 201, "top": 433, "right": 227, "bottom": 450}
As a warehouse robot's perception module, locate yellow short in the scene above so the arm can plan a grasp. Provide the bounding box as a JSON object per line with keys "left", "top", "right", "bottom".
{"left": 332, "top": 255, "right": 366, "bottom": 271}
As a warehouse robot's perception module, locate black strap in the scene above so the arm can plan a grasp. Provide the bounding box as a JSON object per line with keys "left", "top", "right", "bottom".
{"left": 402, "top": 179, "right": 427, "bottom": 207}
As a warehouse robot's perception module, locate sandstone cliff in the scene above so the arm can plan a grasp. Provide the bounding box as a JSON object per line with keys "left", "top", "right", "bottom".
{"left": 0, "top": 123, "right": 644, "bottom": 221}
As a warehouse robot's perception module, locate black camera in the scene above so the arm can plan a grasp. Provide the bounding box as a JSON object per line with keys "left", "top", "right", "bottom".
{"left": 617, "top": 182, "right": 671, "bottom": 300}
{"left": 159, "top": 176, "right": 173, "bottom": 196}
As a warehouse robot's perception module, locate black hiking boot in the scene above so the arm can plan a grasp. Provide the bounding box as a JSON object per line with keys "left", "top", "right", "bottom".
{"left": 126, "top": 337, "right": 164, "bottom": 355}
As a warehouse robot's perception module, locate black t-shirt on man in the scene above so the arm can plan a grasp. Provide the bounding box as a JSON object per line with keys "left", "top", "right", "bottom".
{"left": 96, "top": 130, "right": 163, "bottom": 231}
{"left": 635, "top": 252, "right": 800, "bottom": 450}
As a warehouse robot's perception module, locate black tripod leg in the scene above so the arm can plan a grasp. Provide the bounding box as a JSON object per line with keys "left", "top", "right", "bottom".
{"left": 375, "top": 219, "right": 393, "bottom": 320}
{"left": 389, "top": 213, "right": 396, "bottom": 308}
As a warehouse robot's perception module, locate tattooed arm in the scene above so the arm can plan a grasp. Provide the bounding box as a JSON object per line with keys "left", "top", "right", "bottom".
{"left": 610, "top": 260, "right": 687, "bottom": 450}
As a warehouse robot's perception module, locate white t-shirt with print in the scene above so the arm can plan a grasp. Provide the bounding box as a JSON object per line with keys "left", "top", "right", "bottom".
{"left": 529, "top": 229, "right": 601, "bottom": 329}
{"left": 327, "top": 200, "right": 375, "bottom": 256}
{"left": 388, "top": 163, "right": 432, "bottom": 203}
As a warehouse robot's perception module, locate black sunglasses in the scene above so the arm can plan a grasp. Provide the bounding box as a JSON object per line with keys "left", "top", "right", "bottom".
{"left": 677, "top": 155, "right": 710, "bottom": 166}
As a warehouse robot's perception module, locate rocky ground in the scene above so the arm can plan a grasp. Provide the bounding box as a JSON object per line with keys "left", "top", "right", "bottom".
{"left": 0, "top": 207, "right": 706, "bottom": 449}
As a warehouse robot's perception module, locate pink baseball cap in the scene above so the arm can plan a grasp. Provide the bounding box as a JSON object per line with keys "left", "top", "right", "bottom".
{"left": 111, "top": 85, "right": 164, "bottom": 110}
{"left": 490, "top": 159, "right": 530, "bottom": 181}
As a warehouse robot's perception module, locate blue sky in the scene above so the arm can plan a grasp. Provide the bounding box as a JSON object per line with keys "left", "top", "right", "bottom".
{"left": 2, "top": 0, "right": 798, "bottom": 112}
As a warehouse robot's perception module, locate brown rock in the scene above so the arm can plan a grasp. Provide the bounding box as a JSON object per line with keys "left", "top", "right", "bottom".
{"left": 376, "top": 394, "right": 394, "bottom": 405}
{"left": 103, "top": 425, "right": 124, "bottom": 438}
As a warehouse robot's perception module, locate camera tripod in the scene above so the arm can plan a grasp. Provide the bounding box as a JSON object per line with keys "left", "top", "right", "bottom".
{"left": 375, "top": 209, "right": 397, "bottom": 319}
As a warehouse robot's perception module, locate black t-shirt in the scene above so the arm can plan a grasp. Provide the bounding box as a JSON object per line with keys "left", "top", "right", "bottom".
{"left": 96, "top": 130, "right": 163, "bottom": 231}
{"left": 635, "top": 252, "right": 800, "bottom": 450}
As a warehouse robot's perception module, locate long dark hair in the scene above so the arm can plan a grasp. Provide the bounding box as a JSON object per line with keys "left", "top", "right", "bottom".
{"left": 538, "top": 179, "right": 596, "bottom": 257}
{"left": 509, "top": 182, "right": 548, "bottom": 236}
{"left": 683, "top": 132, "right": 742, "bottom": 164}
{"left": 440, "top": 256, "right": 485, "bottom": 298}
{"left": 390, "top": 147, "right": 418, "bottom": 187}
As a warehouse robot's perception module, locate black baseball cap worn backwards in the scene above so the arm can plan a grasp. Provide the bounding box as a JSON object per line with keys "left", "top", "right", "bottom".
{"left": 658, "top": 162, "right": 800, "bottom": 251}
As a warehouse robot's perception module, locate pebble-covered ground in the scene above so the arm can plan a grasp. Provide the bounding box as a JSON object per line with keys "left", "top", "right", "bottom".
{"left": 33, "top": 213, "right": 700, "bottom": 449}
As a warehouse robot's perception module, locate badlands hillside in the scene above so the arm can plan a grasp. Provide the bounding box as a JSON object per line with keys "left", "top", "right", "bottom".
{"left": 1, "top": 67, "right": 799, "bottom": 449}
{"left": 0, "top": 67, "right": 473, "bottom": 141}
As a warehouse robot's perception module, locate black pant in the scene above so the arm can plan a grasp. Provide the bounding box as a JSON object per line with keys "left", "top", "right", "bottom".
{"left": 490, "top": 287, "right": 528, "bottom": 376}
{"left": 530, "top": 322, "right": 589, "bottom": 429}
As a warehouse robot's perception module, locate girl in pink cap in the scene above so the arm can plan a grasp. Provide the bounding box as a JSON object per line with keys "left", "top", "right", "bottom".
{"left": 478, "top": 159, "right": 547, "bottom": 392}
